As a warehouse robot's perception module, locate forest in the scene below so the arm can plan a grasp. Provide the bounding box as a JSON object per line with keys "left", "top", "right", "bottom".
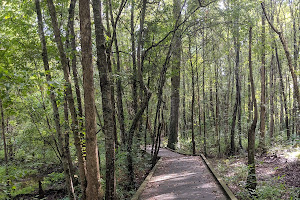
{"left": 0, "top": 0, "right": 299, "bottom": 199}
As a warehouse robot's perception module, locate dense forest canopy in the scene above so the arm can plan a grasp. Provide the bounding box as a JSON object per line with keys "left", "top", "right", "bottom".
{"left": 0, "top": 0, "right": 299, "bottom": 199}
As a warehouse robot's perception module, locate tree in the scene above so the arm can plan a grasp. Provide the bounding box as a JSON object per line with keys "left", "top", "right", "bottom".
{"left": 189, "top": 35, "right": 196, "bottom": 155}
{"left": 46, "top": 1, "right": 87, "bottom": 196}
{"left": 259, "top": 4, "right": 266, "bottom": 152}
{"left": 92, "top": 0, "right": 115, "bottom": 198}
{"left": 79, "top": 0, "right": 103, "bottom": 199}
{"left": 168, "top": 0, "right": 181, "bottom": 150}
{"left": 35, "top": 1, "right": 75, "bottom": 198}
{"left": 262, "top": 2, "right": 300, "bottom": 111}
{"left": 246, "top": 26, "right": 257, "bottom": 194}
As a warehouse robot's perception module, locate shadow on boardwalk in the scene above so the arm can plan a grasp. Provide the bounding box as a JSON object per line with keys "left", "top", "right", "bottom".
{"left": 139, "top": 147, "right": 228, "bottom": 200}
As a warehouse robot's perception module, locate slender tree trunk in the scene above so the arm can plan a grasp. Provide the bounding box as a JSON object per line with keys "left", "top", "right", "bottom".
{"left": 0, "top": 98, "right": 10, "bottom": 198}
{"left": 168, "top": 0, "right": 181, "bottom": 150}
{"left": 46, "top": 1, "right": 87, "bottom": 197}
{"left": 92, "top": 0, "right": 115, "bottom": 199}
{"left": 66, "top": 0, "right": 85, "bottom": 154}
{"left": 246, "top": 26, "right": 257, "bottom": 194}
{"left": 105, "top": 1, "right": 118, "bottom": 149}
{"left": 63, "top": 94, "right": 75, "bottom": 182}
{"left": 131, "top": 0, "right": 138, "bottom": 116}
{"left": 225, "top": 42, "right": 231, "bottom": 149}
{"left": 291, "top": 4, "right": 299, "bottom": 137}
{"left": 262, "top": 2, "right": 300, "bottom": 110}
{"left": 202, "top": 26, "right": 207, "bottom": 157}
{"left": 189, "top": 36, "right": 196, "bottom": 155}
{"left": 215, "top": 61, "right": 220, "bottom": 157}
{"left": 36, "top": 1, "right": 76, "bottom": 198}
{"left": 275, "top": 44, "right": 290, "bottom": 140}
{"left": 237, "top": 94, "right": 242, "bottom": 151}
{"left": 259, "top": 6, "right": 266, "bottom": 152}
{"left": 79, "top": 0, "right": 103, "bottom": 199}
{"left": 182, "top": 64, "right": 187, "bottom": 136}
{"left": 196, "top": 47, "right": 202, "bottom": 137}
{"left": 230, "top": 11, "right": 241, "bottom": 155}
{"left": 108, "top": 0, "right": 126, "bottom": 145}
{"left": 0, "top": 98, "right": 7, "bottom": 164}
{"left": 269, "top": 52, "right": 275, "bottom": 142}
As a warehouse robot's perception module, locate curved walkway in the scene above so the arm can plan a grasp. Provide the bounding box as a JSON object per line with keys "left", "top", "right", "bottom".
{"left": 139, "top": 147, "right": 228, "bottom": 200}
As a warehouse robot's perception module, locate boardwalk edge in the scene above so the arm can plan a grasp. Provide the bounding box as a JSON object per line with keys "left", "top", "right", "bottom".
{"left": 200, "top": 154, "right": 238, "bottom": 200}
{"left": 165, "top": 146, "right": 237, "bottom": 200}
{"left": 131, "top": 157, "right": 162, "bottom": 200}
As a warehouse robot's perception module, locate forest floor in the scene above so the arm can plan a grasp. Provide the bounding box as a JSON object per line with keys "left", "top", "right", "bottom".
{"left": 0, "top": 148, "right": 152, "bottom": 200}
{"left": 209, "top": 143, "right": 300, "bottom": 199}
{"left": 139, "top": 147, "right": 227, "bottom": 200}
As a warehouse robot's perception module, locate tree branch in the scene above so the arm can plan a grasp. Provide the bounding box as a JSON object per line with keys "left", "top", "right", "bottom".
{"left": 261, "top": 2, "right": 280, "bottom": 35}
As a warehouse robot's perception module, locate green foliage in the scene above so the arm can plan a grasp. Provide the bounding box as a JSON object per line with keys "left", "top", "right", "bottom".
{"left": 0, "top": 164, "right": 38, "bottom": 199}
{"left": 43, "top": 172, "right": 65, "bottom": 188}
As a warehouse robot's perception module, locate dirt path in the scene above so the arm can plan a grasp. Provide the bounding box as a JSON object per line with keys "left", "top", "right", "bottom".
{"left": 139, "top": 147, "right": 228, "bottom": 200}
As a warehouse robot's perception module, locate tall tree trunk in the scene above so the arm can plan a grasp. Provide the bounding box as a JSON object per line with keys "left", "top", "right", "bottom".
{"left": 269, "top": 52, "right": 275, "bottom": 142}
{"left": 237, "top": 91, "right": 242, "bottom": 151}
{"left": 108, "top": 0, "right": 126, "bottom": 145}
{"left": 196, "top": 46, "right": 202, "bottom": 138}
{"left": 126, "top": 0, "right": 148, "bottom": 190}
{"left": 66, "top": 0, "right": 85, "bottom": 154}
{"left": 246, "top": 26, "right": 257, "bottom": 194}
{"left": 131, "top": 0, "right": 138, "bottom": 116}
{"left": 262, "top": 2, "right": 300, "bottom": 110}
{"left": 225, "top": 40, "right": 232, "bottom": 149}
{"left": 0, "top": 98, "right": 7, "bottom": 164}
{"left": 92, "top": 0, "right": 115, "bottom": 199}
{"left": 79, "top": 0, "right": 103, "bottom": 199}
{"left": 189, "top": 36, "right": 196, "bottom": 155}
{"left": 230, "top": 7, "right": 240, "bottom": 155}
{"left": 46, "top": 1, "right": 87, "bottom": 197}
{"left": 275, "top": 45, "right": 290, "bottom": 139}
{"left": 290, "top": 4, "right": 299, "bottom": 137}
{"left": 182, "top": 64, "right": 187, "bottom": 136}
{"left": 35, "top": 1, "right": 76, "bottom": 198}
{"left": 259, "top": 6, "right": 266, "bottom": 152}
{"left": 63, "top": 94, "right": 75, "bottom": 183}
{"left": 230, "top": 32, "right": 240, "bottom": 155}
{"left": 215, "top": 61, "right": 220, "bottom": 157}
{"left": 105, "top": 0, "right": 118, "bottom": 149}
{"left": 202, "top": 26, "right": 207, "bottom": 157}
{"left": 0, "top": 98, "right": 10, "bottom": 198}
{"left": 168, "top": 0, "right": 181, "bottom": 150}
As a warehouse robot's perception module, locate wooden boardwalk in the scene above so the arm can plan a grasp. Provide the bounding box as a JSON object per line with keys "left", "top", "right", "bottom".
{"left": 138, "top": 147, "right": 228, "bottom": 200}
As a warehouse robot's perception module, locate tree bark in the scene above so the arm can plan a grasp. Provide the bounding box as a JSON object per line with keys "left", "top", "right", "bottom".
{"left": 262, "top": 2, "right": 300, "bottom": 111}
{"left": 215, "top": 60, "right": 220, "bottom": 157}
{"left": 35, "top": 1, "right": 75, "bottom": 198}
{"left": 0, "top": 98, "right": 7, "bottom": 164}
{"left": 79, "top": 0, "right": 104, "bottom": 199}
{"left": 105, "top": 1, "right": 118, "bottom": 149}
{"left": 259, "top": 6, "right": 266, "bottom": 152}
{"left": 269, "top": 52, "right": 275, "bottom": 142}
{"left": 189, "top": 36, "right": 196, "bottom": 155}
{"left": 275, "top": 44, "right": 290, "bottom": 140}
{"left": 168, "top": 0, "right": 181, "bottom": 150}
{"left": 63, "top": 94, "right": 75, "bottom": 184}
{"left": 131, "top": 0, "right": 138, "bottom": 116}
{"left": 108, "top": 0, "right": 126, "bottom": 146}
{"left": 202, "top": 26, "right": 207, "bottom": 157}
{"left": 46, "top": 1, "right": 87, "bottom": 197}
{"left": 246, "top": 26, "right": 257, "bottom": 193}
{"left": 230, "top": 10, "right": 241, "bottom": 155}
{"left": 196, "top": 45, "right": 202, "bottom": 138}
{"left": 66, "top": 0, "right": 85, "bottom": 153}
{"left": 92, "top": 0, "right": 115, "bottom": 199}
{"left": 182, "top": 64, "right": 187, "bottom": 136}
